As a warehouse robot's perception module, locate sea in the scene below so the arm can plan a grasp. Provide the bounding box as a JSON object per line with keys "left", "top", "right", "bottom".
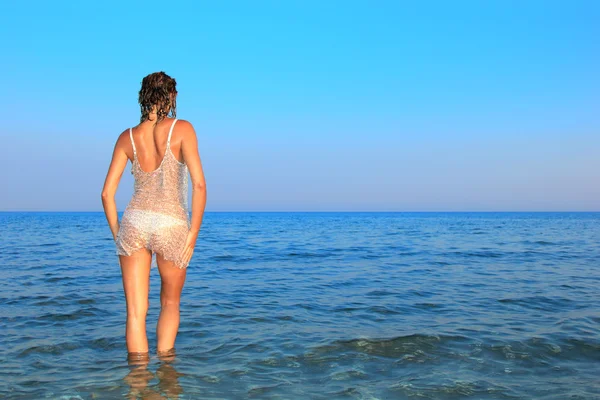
{"left": 0, "top": 212, "right": 598, "bottom": 399}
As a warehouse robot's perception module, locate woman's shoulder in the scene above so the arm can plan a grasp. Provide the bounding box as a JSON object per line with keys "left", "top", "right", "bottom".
{"left": 111, "top": 126, "right": 136, "bottom": 154}
{"left": 174, "top": 119, "right": 197, "bottom": 137}
{"left": 175, "top": 118, "right": 194, "bottom": 130}
{"left": 115, "top": 127, "right": 132, "bottom": 143}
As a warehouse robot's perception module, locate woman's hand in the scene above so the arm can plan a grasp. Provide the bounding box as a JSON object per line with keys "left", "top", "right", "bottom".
{"left": 180, "top": 230, "right": 198, "bottom": 267}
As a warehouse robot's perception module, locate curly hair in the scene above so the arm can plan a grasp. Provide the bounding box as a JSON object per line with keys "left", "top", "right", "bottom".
{"left": 138, "top": 71, "right": 177, "bottom": 123}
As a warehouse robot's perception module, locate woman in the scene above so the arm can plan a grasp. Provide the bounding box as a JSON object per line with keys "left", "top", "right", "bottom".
{"left": 101, "top": 71, "right": 207, "bottom": 360}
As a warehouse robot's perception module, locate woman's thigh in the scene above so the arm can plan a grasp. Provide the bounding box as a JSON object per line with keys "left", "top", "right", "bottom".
{"left": 119, "top": 249, "right": 152, "bottom": 315}
{"left": 156, "top": 253, "right": 187, "bottom": 301}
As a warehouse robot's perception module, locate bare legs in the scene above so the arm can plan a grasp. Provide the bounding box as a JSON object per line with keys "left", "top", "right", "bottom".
{"left": 119, "top": 250, "right": 187, "bottom": 355}
{"left": 120, "top": 250, "right": 152, "bottom": 354}
{"left": 156, "top": 253, "right": 187, "bottom": 353}
{"left": 119, "top": 251, "right": 186, "bottom": 399}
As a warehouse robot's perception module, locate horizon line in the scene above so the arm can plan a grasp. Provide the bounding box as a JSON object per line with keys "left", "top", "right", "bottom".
{"left": 0, "top": 210, "right": 598, "bottom": 213}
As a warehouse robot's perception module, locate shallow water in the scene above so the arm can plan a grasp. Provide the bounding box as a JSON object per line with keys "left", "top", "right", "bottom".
{"left": 0, "top": 212, "right": 599, "bottom": 399}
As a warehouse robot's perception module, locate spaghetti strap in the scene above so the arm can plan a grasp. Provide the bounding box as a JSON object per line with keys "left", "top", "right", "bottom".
{"left": 167, "top": 119, "right": 178, "bottom": 146}
{"left": 129, "top": 128, "right": 137, "bottom": 156}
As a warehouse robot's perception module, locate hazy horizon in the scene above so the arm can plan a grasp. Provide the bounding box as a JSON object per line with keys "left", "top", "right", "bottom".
{"left": 1, "top": 210, "right": 598, "bottom": 214}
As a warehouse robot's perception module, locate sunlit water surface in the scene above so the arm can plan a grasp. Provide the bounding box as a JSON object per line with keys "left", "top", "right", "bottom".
{"left": 1, "top": 212, "right": 599, "bottom": 399}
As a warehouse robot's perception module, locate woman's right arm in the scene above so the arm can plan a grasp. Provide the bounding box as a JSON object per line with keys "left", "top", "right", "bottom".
{"left": 101, "top": 132, "right": 129, "bottom": 240}
{"left": 179, "top": 120, "right": 207, "bottom": 266}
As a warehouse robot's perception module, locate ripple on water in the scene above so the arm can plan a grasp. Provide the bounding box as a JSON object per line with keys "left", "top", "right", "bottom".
{"left": 0, "top": 211, "right": 599, "bottom": 399}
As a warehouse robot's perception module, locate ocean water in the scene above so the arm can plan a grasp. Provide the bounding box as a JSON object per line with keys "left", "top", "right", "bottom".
{"left": 0, "top": 211, "right": 599, "bottom": 399}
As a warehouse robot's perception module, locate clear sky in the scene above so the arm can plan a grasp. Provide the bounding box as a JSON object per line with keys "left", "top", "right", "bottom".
{"left": 0, "top": 1, "right": 598, "bottom": 211}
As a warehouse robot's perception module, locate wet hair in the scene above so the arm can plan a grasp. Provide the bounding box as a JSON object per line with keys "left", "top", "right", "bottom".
{"left": 138, "top": 71, "right": 177, "bottom": 123}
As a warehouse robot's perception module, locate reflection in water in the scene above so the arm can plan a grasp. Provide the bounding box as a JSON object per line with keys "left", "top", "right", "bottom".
{"left": 156, "top": 362, "right": 184, "bottom": 399}
{"left": 157, "top": 348, "right": 184, "bottom": 399}
{"left": 123, "top": 349, "right": 184, "bottom": 399}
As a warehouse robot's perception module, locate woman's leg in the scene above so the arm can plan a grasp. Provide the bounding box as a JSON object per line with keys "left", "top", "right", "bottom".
{"left": 119, "top": 249, "right": 152, "bottom": 354}
{"left": 156, "top": 253, "right": 187, "bottom": 353}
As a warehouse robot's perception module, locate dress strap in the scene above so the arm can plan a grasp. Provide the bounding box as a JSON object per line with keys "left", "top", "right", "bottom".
{"left": 167, "top": 119, "right": 178, "bottom": 146}
{"left": 129, "top": 128, "right": 137, "bottom": 156}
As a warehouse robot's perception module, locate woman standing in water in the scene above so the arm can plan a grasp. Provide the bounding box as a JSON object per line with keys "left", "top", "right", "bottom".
{"left": 101, "top": 71, "right": 207, "bottom": 360}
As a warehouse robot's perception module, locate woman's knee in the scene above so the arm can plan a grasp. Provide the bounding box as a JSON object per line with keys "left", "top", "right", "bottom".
{"left": 127, "top": 301, "right": 149, "bottom": 320}
{"left": 160, "top": 296, "right": 180, "bottom": 309}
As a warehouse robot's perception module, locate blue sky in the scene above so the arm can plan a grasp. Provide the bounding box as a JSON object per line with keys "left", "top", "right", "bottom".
{"left": 0, "top": 1, "right": 598, "bottom": 211}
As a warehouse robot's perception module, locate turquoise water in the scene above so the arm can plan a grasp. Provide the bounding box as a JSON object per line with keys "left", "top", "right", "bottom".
{"left": 1, "top": 212, "right": 599, "bottom": 399}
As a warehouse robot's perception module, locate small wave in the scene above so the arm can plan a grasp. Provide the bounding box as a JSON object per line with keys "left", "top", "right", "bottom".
{"left": 211, "top": 255, "right": 235, "bottom": 260}
{"left": 330, "top": 368, "right": 368, "bottom": 381}
{"left": 45, "top": 276, "right": 75, "bottom": 283}
{"left": 37, "top": 307, "right": 108, "bottom": 321}
{"left": 389, "top": 379, "right": 497, "bottom": 398}
{"left": 19, "top": 342, "right": 81, "bottom": 357}
{"left": 308, "top": 333, "right": 469, "bottom": 359}
{"left": 247, "top": 382, "right": 291, "bottom": 396}
{"left": 498, "top": 296, "right": 574, "bottom": 311}
{"left": 333, "top": 306, "right": 361, "bottom": 312}
{"left": 560, "top": 337, "right": 600, "bottom": 359}
{"left": 454, "top": 250, "right": 505, "bottom": 258}
{"left": 522, "top": 240, "right": 559, "bottom": 246}
{"left": 365, "top": 290, "right": 397, "bottom": 297}
{"left": 365, "top": 305, "right": 402, "bottom": 315}
{"left": 38, "top": 242, "right": 61, "bottom": 247}
{"left": 414, "top": 302, "right": 443, "bottom": 309}
{"left": 87, "top": 337, "right": 121, "bottom": 350}
{"left": 286, "top": 251, "right": 330, "bottom": 258}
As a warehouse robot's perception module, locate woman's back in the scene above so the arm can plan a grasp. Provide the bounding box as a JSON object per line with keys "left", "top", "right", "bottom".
{"left": 125, "top": 117, "right": 189, "bottom": 220}
{"left": 101, "top": 71, "right": 206, "bottom": 358}
{"left": 130, "top": 117, "right": 185, "bottom": 173}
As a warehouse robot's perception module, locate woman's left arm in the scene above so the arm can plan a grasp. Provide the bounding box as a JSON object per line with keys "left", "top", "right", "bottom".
{"left": 101, "top": 132, "right": 129, "bottom": 240}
